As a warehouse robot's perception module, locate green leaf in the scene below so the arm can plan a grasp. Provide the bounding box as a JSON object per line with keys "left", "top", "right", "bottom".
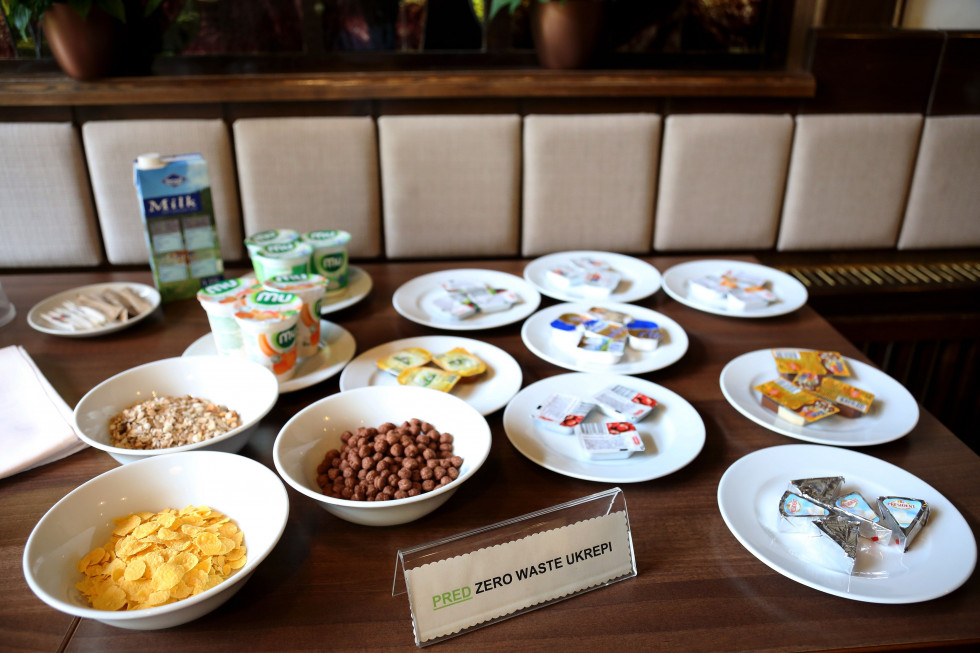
{"left": 144, "top": 0, "right": 164, "bottom": 18}
{"left": 99, "top": 0, "right": 127, "bottom": 23}
{"left": 488, "top": 0, "right": 528, "bottom": 20}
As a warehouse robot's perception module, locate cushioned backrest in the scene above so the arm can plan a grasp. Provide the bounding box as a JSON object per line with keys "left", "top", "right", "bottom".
{"left": 232, "top": 117, "right": 381, "bottom": 258}
{"left": 777, "top": 114, "right": 923, "bottom": 250}
{"left": 378, "top": 115, "right": 521, "bottom": 259}
{"left": 898, "top": 115, "right": 980, "bottom": 249}
{"left": 0, "top": 122, "right": 102, "bottom": 267}
{"left": 82, "top": 119, "right": 242, "bottom": 264}
{"left": 521, "top": 113, "right": 661, "bottom": 257}
{"left": 654, "top": 114, "right": 794, "bottom": 251}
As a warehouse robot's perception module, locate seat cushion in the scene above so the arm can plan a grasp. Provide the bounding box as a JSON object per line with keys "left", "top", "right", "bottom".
{"left": 82, "top": 119, "right": 242, "bottom": 264}
{"left": 654, "top": 114, "right": 794, "bottom": 251}
{"left": 778, "top": 114, "right": 923, "bottom": 250}
{"left": 522, "top": 113, "right": 661, "bottom": 256}
{"left": 378, "top": 115, "right": 521, "bottom": 259}
{"left": 233, "top": 117, "right": 381, "bottom": 258}
{"left": 0, "top": 122, "right": 102, "bottom": 267}
{"left": 898, "top": 115, "right": 980, "bottom": 249}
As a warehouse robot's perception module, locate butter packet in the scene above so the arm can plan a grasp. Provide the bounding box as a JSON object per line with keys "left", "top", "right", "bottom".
{"left": 773, "top": 350, "right": 851, "bottom": 378}
{"left": 397, "top": 367, "right": 460, "bottom": 393}
{"left": 755, "top": 377, "right": 839, "bottom": 425}
{"left": 377, "top": 347, "right": 432, "bottom": 376}
{"left": 796, "top": 375, "right": 874, "bottom": 418}
{"left": 432, "top": 347, "right": 487, "bottom": 379}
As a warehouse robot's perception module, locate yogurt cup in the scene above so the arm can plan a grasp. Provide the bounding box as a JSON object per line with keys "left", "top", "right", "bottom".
{"left": 249, "top": 240, "right": 313, "bottom": 282}
{"left": 243, "top": 229, "right": 300, "bottom": 256}
{"left": 196, "top": 278, "right": 256, "bottom": 357}
{"left": 304, "top": 230, "right": 351, "bottom": 296}
{"left": 234, "top": 289, "right": 303, "bottom": 381}
{"left": 263, "top": 273, "right": 328, "bottom": 359}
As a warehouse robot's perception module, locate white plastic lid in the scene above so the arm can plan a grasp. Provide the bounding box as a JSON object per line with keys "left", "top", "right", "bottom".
{"left": 135, "top": 153, "right": 166, "bottom": 170}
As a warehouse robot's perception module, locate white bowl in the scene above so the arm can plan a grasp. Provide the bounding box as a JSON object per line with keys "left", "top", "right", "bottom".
{"left": 273, "top": 386, "right": 491, "bottom": 526}
{"left": 74, "top": 356, "right": 279, "bottom": 464}
{"left": 23, "top": 451, "right": 289, "bottom": 630}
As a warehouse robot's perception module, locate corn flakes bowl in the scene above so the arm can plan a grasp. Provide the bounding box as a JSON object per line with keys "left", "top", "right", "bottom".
{"left": 23, "top": 451, "right": 289, "bottom": 630}
{"left": 74, "top": 356, "right": 279, "bottom": 465}
{"left": 273, "top": 386, "right": 491, "bottom": 526}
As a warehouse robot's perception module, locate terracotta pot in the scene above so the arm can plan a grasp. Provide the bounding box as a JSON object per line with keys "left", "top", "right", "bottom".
{"left": 531, "top": 0, "right": 604, "bottom": 70}
{"left": 41, "top": 4, "right": 120, "bottom": 81}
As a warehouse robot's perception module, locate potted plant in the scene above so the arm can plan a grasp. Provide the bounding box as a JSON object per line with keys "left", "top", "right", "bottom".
{"left": 2, "top": 0, "right": 162, "bottom": 79}
{"left": 488, "top": 0, "right": 605, "bottom": 69}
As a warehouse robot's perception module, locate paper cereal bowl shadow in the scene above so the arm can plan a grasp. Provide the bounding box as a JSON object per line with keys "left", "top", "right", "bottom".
{"left": 273, "top": 386, "right": 491, "bottom": 527}
{"left": 74, "top": 356, "right": 279, "bottom": 465}
{"left": 23, "top": 451, "right": 289, "bottom": 630}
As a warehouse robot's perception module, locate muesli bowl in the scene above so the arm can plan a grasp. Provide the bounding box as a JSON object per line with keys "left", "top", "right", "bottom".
{"left": 23, "top": 451, "right": 289, "bottom": 630}
{"left": 74, "top": 356, "right": 279, "bottom": 465}
{"left": 273, "top": 385, "right": 491, "bottom": 527}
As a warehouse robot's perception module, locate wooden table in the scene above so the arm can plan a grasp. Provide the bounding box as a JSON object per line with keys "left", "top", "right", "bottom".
{"left": 2, "top": 258, "right": 978, "bottom": 652}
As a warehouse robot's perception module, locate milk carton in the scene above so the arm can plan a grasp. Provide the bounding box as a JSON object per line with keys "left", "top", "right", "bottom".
{"left": 133, "top": 153, "right": 225, "bottom": 302}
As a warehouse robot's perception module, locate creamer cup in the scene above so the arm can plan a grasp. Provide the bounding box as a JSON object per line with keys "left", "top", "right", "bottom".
{"left": 196, "top": 277, "right": 255, "bottom": 357}
{"left": 304, "top": 230, "right": 351, "bottom": 296}
{"left": 249, "top": 240, "right": 313, "bottom": 282}
{"left": 263, "top": 273, "right": 328, "bottom": 359}
{"left": 243, "top": 229, "right": 300, "bottom": 256}
{"left": 234, "top": 289, "right": 303, "bottom": 381}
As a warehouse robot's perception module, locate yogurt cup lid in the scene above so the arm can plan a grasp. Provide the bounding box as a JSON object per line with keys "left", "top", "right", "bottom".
{"left": 264, "top": 272, "right": 328, "bottom": 293}
{"left": 254, "top": 240, "right": 313, "bottom": 259}
{"left": 238, "top": 288, "right": 303, "bottom": 314}
{"left": 197, "top": 277, "right": 255, "bottom": 303}
{"left": 304, "top": 229, "right": 351, "bottom": 247}
{"left": 244, "top": 229, "right": 300, "bottom": 248}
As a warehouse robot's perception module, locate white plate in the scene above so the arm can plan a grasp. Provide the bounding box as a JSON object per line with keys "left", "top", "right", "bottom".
{"left": 718, "top": 444, "right": 977, "bottom": 603}
{"left": 183, "top": 320, "right": 356, "bottom": 393}
{"left": 339, "top": 336, "right": 521, "bottom": 416}
{"left": 392, "top": 268, "right": 541, "bottom": 331}
{"left": 503, "top": 373, "right": 705, "bottom": 483}
{"left": 720, "top": 349, "right": 919, "bottom": 446}
{"left": 27, "top": 282, "right": 161, "bottom": 337}
{"left": 523, "top": 250, "right": 662, "bottom": 303}
{"left": 662, "top": 259, "right": 808, "bottom": 318}
{"left": 521, "top": 302, "right": 688, "bottom": 374}
{"left": 319, "top": 265, "right": 373, "bottom": 315}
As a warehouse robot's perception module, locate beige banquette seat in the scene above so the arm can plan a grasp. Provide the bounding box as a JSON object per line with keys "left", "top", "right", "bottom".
{"left": 1, "top": 112, "right": 979, "bottom": 268}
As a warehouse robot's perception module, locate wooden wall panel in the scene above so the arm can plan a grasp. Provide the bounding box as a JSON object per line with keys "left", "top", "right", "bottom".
{"left": 802, "top": 28, "right": 944, "bottom": 114}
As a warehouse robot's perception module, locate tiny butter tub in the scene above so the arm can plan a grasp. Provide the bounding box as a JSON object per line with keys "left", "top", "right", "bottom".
{"left": 196, "top": 277, "right": 256, "bottom": 357}
{"left": 243, "top": 229, "right": 300, "bottom": 257}
{"left": 627, "top": 320, "right": 664, "bottom": 351}
{"left": 263, "top": 273, "right": 328, "bottom": 359}
{"left": 304, "top": 230, "right": 351, "bottom": 296}
{"left": 234, "top": 289, "right": 303, "bottom": 381}
{"left": 250, "top": 240, "right": 313, "bottom": 282}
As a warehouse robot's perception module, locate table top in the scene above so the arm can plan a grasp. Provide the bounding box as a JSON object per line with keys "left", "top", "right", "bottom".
{"left": 2, "top": 257, "right": 978, "bottom": 653}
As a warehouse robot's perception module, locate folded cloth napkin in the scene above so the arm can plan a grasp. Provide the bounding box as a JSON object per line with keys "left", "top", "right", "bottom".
{"left": 0, "top": 345, "right": 88, "bottom": 480}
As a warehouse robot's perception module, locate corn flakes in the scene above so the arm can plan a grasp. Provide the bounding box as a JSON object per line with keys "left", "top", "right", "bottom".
{"left": 75, "top": 505, "right": 246, "bottom": 611}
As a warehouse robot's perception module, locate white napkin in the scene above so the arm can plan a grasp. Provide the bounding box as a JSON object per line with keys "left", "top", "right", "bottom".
{"left": 0, "top": 345, "right": 88, "bottom": 479}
